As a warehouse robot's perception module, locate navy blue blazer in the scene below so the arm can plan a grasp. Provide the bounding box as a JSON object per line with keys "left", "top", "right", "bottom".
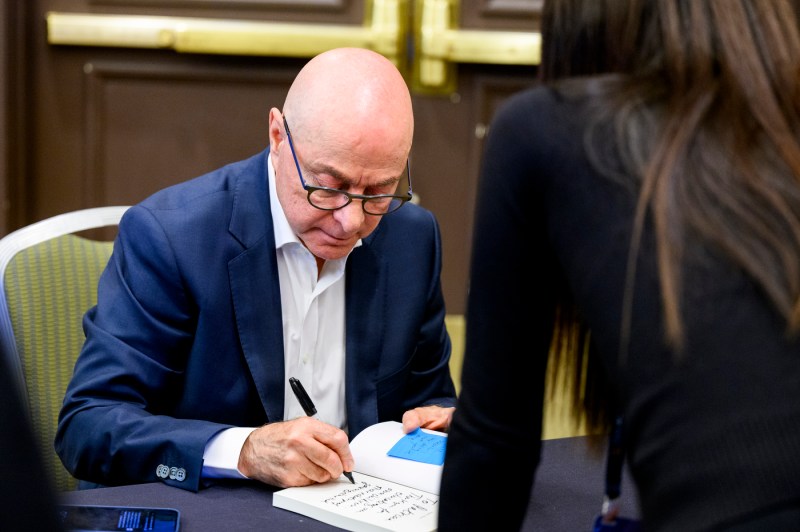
{"left": 55, "top": 150, "right": 456, "bottom": 492}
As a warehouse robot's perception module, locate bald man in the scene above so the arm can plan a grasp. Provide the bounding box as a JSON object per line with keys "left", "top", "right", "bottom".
{"left": 55, "top": 48, "right": 457, "bottom": 492}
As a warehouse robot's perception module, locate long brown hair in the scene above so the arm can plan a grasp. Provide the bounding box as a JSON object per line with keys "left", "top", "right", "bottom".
{"left": 541, "top": 0, "right": 800, "bottom": 428}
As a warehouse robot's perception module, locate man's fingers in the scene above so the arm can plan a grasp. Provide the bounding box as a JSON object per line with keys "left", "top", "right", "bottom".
{"left": 238, "top": 417, "right": 352, "bottom": 487}
{"left": 402, "top": 406, "right": 456, "bottom": 433}
{"left": 310, "top": 422, "right": 354, "bottom": 475}
{"left": 402, "top": 409, "right": 423, "bottom": 433}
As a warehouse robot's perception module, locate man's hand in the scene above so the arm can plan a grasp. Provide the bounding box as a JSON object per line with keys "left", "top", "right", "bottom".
{"left": 401, "top": 405, "right": 455, "bottom": 433}
{"left": 237, "top": 417, "right": 354, "bottom": 488}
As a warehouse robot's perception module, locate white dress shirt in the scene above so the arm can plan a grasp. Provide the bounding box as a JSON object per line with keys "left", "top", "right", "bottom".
{"left": 201, "top": 154, "right": 356, "bottom": 479}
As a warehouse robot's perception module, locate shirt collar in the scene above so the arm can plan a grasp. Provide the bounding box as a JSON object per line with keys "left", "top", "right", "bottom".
{"left": 268, "top": 153, "right": 304, "bottom": 250}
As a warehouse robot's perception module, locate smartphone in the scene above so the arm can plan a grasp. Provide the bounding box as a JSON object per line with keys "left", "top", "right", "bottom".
{"left": 57, "top": 504, "right": 180, "bottom": 532}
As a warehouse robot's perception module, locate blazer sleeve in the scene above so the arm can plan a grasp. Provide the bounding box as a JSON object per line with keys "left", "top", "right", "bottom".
{"left": 55, "top": 205, "right": 232, "bottom": 492}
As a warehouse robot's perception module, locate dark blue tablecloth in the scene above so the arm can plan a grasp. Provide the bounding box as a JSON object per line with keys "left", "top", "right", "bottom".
{"left": 60, "top": 436, "right": 639, "bottom": 531}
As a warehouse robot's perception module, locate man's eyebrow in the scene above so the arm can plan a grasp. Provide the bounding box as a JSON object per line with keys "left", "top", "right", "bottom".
{"left": 315, "top": 163, "right": 401, "bottom": 188}
{"left": 315, "top": 164, "right": 350, "bottom": 184}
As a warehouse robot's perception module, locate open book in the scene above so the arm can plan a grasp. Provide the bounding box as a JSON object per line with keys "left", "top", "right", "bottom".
{"left": 273, "top": 421, "right": 446, "bottom": 532}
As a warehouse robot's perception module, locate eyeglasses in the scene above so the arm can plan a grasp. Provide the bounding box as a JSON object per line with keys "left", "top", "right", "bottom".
{"left": 282, "top": 116, "right": 412, "bottom": 216}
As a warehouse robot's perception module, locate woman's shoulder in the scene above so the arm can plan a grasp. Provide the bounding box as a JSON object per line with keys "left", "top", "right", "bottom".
{"left": 499, "top": 84, "right": 560, "bottom": 113}
{"left": 487, "top": 84, "right": 594, "bottom": 158}
{"left": 494, "top": 83, "right": 591, "bottom": 130}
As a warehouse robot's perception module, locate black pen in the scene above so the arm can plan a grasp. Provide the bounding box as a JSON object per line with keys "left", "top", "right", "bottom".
{"left": 288, "top": 377, "right": 355, "bottom": 484}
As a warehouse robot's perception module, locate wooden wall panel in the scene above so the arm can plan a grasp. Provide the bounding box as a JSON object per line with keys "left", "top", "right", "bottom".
{"left": 48, "top": 0, "right": 361, "bottom": 22}
{"left": 91, "top": 0, "right": 349, "bottom": 6}
{"left": 413, "top": 63, "right": 536, "bottom": 313}
{"left": 89, "top": 0, "right": 351, "bottom": 13}
{"left": 2, "top": 0, "right": 34, "bottom": 234}
{"left": 463, "top": 0, "right": 541, "bottom": 31}
{"left": 0, "top": 1, "right": 9, "bottom": 236}
{"left": 81, "top": 60, "right": 295, "bottom": 207}
{"left": 31, "top": 42, "right": 306, "bottom": 217}
{"left": 412, "top": 90, "right": 474, "bottom": 313}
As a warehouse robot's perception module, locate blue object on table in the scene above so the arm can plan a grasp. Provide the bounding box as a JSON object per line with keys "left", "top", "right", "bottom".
{"left": 386, "top": 428, "right": 447, "bottom": 465}
{"left": 592, "top": 515, "right": 642, "bottom": 531}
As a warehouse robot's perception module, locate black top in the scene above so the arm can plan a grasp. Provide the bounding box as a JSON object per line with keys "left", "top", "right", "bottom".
{"left": 439, "top": 86, "right": 800, "bottom": 531}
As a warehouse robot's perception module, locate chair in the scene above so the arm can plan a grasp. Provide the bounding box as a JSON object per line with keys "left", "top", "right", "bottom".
{"left": 444, "top": 314, "right": 466, "bottom": 394}
{"left": 0, "top": 206, "right": 129, "bottom": 492}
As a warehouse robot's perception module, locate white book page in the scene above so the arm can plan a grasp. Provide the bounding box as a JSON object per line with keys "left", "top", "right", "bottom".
{"left": 349, "top": 421, "right": 445, "bottom": 495}
{"left": 273, "top": 473, "right": 438, "bottom": 532}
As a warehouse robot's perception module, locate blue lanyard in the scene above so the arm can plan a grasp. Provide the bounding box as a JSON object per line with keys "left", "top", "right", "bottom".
{"left": 592, "top": 415, "right": 642, "bottom": 531}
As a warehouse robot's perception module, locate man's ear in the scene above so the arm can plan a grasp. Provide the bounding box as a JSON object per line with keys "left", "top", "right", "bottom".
{"left": 267, "top": 108, "right": 284, "bottom": 156}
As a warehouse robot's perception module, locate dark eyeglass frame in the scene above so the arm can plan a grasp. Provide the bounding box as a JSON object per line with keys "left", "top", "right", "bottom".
{"left": 282, "top": 116, "right": 413, "bottom": 215}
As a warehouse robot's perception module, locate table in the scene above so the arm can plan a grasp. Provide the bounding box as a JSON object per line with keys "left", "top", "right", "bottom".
{"left": 60, "top": 436, "right": 639, "bottom": 531}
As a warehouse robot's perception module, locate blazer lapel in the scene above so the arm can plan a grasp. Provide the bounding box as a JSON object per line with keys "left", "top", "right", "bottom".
{"left": 344, "top": 240, "right": 386, "bottom": 437}
{"left": 229, "top": 244, "right": 285, "bottom": 424}
{"left": 228, "top": 151, "right": 285, "bottom": 423}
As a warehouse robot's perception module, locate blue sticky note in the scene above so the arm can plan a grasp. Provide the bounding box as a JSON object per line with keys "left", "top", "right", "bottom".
{"left": 386, "top": 428, "right": 447, "bottom": 465}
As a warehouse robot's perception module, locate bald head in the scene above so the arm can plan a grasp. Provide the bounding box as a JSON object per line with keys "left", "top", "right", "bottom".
{"left": 266, "top": 47, "right": 415, "bottom": 264}
{"left": 283, "top": 48, "right": 414, "bottom": 164}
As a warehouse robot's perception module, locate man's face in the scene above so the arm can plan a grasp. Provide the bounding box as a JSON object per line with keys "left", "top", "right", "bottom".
{"left": 269, "top": 111, "right": 408, "bottom": 262}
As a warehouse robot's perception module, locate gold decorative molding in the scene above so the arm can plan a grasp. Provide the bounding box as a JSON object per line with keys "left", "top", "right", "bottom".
{"left": 414, "top": 0, "right": 540, "bottom": 93}
{"left": 47, "top": 0, "right": 406, "bottom": 64}
{"left": 46, "top": 0, "right": 539, "bottom": 93}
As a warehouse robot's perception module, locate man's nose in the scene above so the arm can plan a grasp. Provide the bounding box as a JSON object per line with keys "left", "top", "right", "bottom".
{"left": 333, "top": 200, "right": 366, "bottom": 232}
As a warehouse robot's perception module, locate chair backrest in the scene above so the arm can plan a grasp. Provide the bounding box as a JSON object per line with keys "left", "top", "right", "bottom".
{"left": 0, "top": 206, "right": 129, "bottom": 492}
{"left": 444, "top": 314, "right": 465, "bottom": 394}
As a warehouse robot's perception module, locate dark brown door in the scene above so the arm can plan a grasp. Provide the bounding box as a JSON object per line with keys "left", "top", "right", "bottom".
{"left": 3, "top": 0, "right": 541, "bottom": 315}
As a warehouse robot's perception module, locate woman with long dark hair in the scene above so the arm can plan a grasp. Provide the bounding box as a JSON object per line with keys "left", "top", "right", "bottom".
{"left": 440, "top": 1, "right": 800, "bottom": 530}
